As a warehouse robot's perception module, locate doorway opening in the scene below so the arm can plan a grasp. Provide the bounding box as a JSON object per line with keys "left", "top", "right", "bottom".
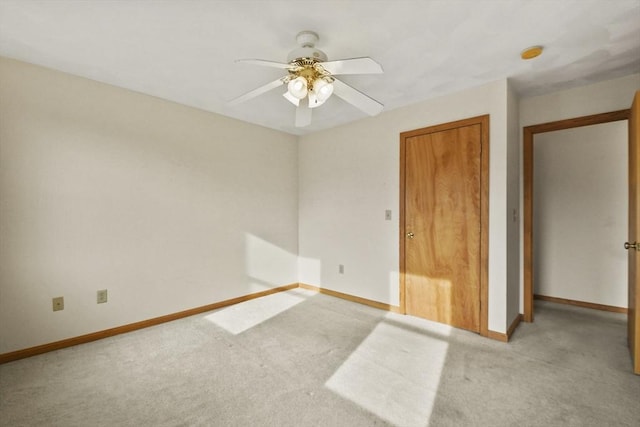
{"left": 523, "top": 110, "right": 630, "bottom": 322}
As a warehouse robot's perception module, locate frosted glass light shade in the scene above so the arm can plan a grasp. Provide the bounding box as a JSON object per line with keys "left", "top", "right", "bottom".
{"left": 313, "top": 78, "right": 334, "bottom": 102}
{"left": 287, "top": 76, "right": 308, "bottom": 99}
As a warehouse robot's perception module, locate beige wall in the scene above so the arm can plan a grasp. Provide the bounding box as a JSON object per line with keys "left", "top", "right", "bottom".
{"left": 533, "top": 122, "right": 627, "bottom": 307}
{"left": 520, "top": 74, "right": 640, "bottom": 128}
{"left": 519, "top": 73, "right": 640, "bottom": 311}
{"left": 0, "top": 58, "right": 299, "bottom": 353}
{"left": 298, "top": 79, "right": 517, "bottom": 334}
{"left": 506, "top": 80, "right": 521, "bottom": 326}
{"left": 2, "top": 54, "right": 638, "bottom": 355}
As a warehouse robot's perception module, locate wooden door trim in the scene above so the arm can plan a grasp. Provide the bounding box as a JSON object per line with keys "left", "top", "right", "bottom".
{"left": 522, "top": 109, "right": 630, "bottom": 322}
{"left": 400, "top": 115, "right": 490, "bottom": 336}
{"left": 629, "top": 91, "right": 640, "bottom": 375}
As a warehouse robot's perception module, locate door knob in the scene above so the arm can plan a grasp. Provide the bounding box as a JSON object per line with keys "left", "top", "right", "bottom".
{"left": 407, "top": 232, "right": 415, "bottom": 239}
{"left": 624, "top": 241, "right": 638, "bottom": 251}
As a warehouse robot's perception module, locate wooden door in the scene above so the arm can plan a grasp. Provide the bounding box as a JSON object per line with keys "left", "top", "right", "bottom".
{"left": 400, "top": 116, "right": 489, "bottom": 334}
{"left": 628, "top": 91, "right": 640, "bottom": 375}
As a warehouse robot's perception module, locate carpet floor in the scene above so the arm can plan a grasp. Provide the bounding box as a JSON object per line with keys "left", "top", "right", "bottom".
{"left": 1, "top": 289, "right": 638, "bottom": 426}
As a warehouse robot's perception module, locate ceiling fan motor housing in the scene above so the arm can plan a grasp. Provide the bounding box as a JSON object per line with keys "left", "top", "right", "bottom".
{"left": 287, "top": 47, "right": 328, "bottom": 63}
{"left": 287, "top": 30, "right": 328, "bottom": 63}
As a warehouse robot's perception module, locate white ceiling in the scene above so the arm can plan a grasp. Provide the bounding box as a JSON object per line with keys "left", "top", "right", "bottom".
{"left": 1, "top": 0, "right": 639, "bottom": 135}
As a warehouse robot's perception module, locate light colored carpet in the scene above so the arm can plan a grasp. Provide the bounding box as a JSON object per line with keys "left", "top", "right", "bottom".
{"left": 1, "top": 289, "right": 638, "bottom": 426}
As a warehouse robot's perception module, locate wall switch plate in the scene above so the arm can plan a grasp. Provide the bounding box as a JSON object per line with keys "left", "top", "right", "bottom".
{"left": 385, "top": 210, "right": 392, "bottom": 220}
{"left": 52, "top": 296, "right": 64, "bottom": 311}
{"left": 97, "top": 289, "right": 108, "bottom": 304}
{"left": 339, "top": 264, "right": 344, "bottom": 274}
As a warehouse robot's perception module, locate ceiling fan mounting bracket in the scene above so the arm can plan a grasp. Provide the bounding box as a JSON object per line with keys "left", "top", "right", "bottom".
{"left": 296, "top": 31, "right": 319, "bottom": 48}
{"left": 287, "top": 30, "right": 328, "bottom": 63}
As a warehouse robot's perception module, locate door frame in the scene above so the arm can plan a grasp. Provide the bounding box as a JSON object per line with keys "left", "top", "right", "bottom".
{"left": 399, "top": 115, "right": 490, "bottom": 336}
{"left": 522, "top": 109, "right": 630, "bottom": 322}
{"left": 629, "top": 91, "right": 640, "bottom": 375}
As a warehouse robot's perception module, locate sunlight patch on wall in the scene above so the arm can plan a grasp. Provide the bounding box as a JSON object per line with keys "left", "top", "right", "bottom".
{"left": 298, "top": 255, "right": 322, "bottom": 284}
{"left": 325, "top": 312, "right": 452, "bottom": 426}
{"left": 204, "top": 289, "right": 311, "bottom": 335}
{"left": 245, "top": 233, "right": 297, "bottom": 287}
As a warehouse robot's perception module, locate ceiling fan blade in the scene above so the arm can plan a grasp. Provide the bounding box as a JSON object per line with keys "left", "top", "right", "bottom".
{"left": 295, "top": 101, "right": 312, "bottom": 127}
{"left": 236, "top": 59, "right": 293, "bottom": 69}
{"left": 228, "top": 77, "right": 286, "bottom": 105}
{"left": 320, "top": 57, "right": 383, "bottom": 75}
{"left": 332, "top": 78, "right": 384, "bottom": 116}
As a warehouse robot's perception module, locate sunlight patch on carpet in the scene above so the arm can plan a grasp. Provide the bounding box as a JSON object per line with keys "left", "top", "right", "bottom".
{"left": 204, "top": 290, "right": 310, "bottom": 334}
{"left": 325, "top": 312, "right": 452, "bottom": 426}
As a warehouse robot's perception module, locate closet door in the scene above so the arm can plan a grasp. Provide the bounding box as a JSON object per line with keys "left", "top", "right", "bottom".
{"left": 400, "top": 116, "right": 489, "bottom": 333}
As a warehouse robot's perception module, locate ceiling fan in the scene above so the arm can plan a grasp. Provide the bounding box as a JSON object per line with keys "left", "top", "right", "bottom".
{"left": 229, "top": 31, "right": 384, "bottom": 127}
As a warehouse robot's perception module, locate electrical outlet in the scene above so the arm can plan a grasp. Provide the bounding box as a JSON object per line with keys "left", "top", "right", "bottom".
{"left": 339, "top": 264, "right": 344, "bottom": 274}
{"left": 52, "top": 296, "right": 64, "bottom": 312}
{"left": 97, "top": 289, "right": 108, "bottom": 304}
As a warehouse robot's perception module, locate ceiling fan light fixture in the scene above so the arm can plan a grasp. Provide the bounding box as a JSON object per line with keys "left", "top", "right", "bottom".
{"left": 231, "top": 30, "right": 385, "bottom": 127}
{"left": 287, "top": 76, "right": 308, "bottom": 99}
{"left": 313, "top": 78, "right": 334, "bottom": 102}
{"left": 308, "top": 92, "right": 319, "bottom": 108}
